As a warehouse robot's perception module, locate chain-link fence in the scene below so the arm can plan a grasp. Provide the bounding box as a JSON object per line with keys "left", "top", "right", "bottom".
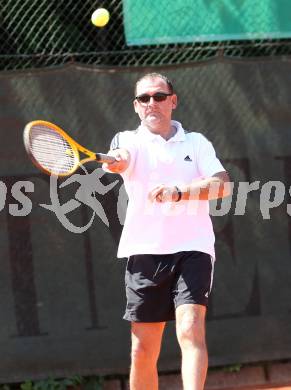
{"left": 2, "top": 0, "right": 291, "bottom": 71}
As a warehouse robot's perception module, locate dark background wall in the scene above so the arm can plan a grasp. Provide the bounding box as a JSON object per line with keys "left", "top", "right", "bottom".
{"left": 0, "top": 60, "right": 291, "bottom": 382}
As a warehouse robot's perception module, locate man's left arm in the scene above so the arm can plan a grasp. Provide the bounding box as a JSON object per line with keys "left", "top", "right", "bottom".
{"left": 148, "top": 171, "right": 231, "bottom": 203}
{"left": 179, "top": 171, "right": 231, "bottom": 201}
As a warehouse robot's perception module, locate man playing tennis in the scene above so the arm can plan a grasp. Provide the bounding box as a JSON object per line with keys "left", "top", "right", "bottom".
{"left": 103, "top": 73, "right": 230, "bottom": 390}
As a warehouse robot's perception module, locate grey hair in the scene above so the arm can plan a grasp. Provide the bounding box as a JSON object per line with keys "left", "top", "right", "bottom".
{"left": 134, "top": 73, "right": 174, "bottom": 96}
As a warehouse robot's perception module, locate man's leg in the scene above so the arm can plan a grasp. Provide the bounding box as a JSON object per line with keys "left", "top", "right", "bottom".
{"left": 176, "top": 304, "right": 208, "bottom": 390}
{"left": 130, "top": 321, "right": 166, "bottom": 390}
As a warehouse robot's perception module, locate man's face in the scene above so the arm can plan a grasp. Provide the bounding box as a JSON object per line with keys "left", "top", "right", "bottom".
{"left": 133, "top": 77, "right": 177, "bottom": 132}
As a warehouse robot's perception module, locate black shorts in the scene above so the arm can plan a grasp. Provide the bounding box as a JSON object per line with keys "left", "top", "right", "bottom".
{"left": 123, "top": 250, "right": 214, "bottom": 323}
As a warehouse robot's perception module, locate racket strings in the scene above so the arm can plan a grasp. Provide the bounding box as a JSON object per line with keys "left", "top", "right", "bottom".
{"left": 28, "top": 125, "right": 78, "bottom": 174}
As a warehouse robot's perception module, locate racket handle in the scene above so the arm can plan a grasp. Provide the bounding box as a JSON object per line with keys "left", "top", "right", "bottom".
{"left": 95, "top": 153, "right": 116, "bottom": 163}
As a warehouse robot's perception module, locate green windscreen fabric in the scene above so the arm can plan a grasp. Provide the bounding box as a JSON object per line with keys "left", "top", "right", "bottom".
{"left": 123, "top": 0, "right": 291, "bottom": 45}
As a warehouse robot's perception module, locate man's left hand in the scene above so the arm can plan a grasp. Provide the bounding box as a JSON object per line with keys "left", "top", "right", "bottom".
{"left": 148, "top": 185, "right": 180, "bottom": 203}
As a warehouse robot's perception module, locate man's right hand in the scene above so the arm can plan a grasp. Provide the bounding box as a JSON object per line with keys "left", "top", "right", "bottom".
{"left": 103, "top": 148, "right": 131, "bottom": 173}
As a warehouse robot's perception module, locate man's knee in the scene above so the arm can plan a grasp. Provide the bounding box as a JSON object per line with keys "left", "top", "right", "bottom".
{"left": 176, "top": 305, "right": 207, "bottom": 349}
{"left": 131, "top": 341, "right": 160, "bottom": 365}
{"left": 178, "top": 321, "right": 206, "bottom": 346}
{"left": 130, "top": 322, "right": 165, "bottom": 365}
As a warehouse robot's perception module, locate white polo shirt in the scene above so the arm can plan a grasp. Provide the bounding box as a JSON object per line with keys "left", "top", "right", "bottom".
{"left": 108, "top": 120, "right": 225, "bottom": 259}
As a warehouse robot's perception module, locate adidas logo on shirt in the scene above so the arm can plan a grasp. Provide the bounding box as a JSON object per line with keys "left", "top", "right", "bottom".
{"left": 184, "top": 155, "right": 192, "bottom": 161}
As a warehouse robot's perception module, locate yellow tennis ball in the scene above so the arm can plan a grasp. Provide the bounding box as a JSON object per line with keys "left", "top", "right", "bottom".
{"left": 91, "top": 8, "right": 110, "bottom": 27}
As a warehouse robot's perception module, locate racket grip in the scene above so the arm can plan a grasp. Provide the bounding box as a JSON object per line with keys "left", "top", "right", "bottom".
{"left": 95, "top": 153, "right": 116, "bottom": 163}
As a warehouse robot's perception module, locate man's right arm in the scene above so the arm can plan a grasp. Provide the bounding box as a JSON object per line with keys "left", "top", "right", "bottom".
{"left": 103, "top": 148, "right": 131, "bottom": 174}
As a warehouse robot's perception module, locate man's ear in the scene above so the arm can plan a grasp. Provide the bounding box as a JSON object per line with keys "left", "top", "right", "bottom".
{"left": 172, "top": 94, "right": 178, "bottom": 110}
{"left": 133, "top": 99, "right": 139, "bottom": 113}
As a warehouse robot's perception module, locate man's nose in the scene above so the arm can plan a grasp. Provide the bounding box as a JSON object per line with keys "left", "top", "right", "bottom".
{"left": 148, "top": 97, "right": 157, "bottom": 104}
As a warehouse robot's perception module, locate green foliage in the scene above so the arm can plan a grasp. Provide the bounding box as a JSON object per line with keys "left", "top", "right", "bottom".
{"left": 223, "top": 363, "right": 243, "bottom": 373}
{"left": 19, "top": 375, "right": 103, "bottom": 390}
{"left": 20, "top": 382, "right": 34, "bottom": 390}
{"left": 81, "top": 376, "right": 103, "bottom": 390}
{"left": 0, "top": 385, "right": 11, "bottom": 390}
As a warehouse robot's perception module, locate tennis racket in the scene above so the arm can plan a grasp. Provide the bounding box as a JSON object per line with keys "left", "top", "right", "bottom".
{"left": 23, "top": 120, "right": 115, "bottom": 176}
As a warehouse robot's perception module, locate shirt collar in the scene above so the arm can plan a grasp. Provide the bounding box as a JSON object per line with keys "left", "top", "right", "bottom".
{"left": 138, "top": 120, "right": 186, "bottom": 142}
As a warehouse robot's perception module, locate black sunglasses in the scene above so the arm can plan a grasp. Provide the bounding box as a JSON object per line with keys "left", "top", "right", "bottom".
{"left": 135, "top": 92, "right": 173, "bottom": 103}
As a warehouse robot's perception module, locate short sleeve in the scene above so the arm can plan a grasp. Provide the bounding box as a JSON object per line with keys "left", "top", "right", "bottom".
{"left": 103, "top": 130, "right": 138, "bottom": 178}
{"left": 196, "top": 134, "right": 225, "bottom": 178}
